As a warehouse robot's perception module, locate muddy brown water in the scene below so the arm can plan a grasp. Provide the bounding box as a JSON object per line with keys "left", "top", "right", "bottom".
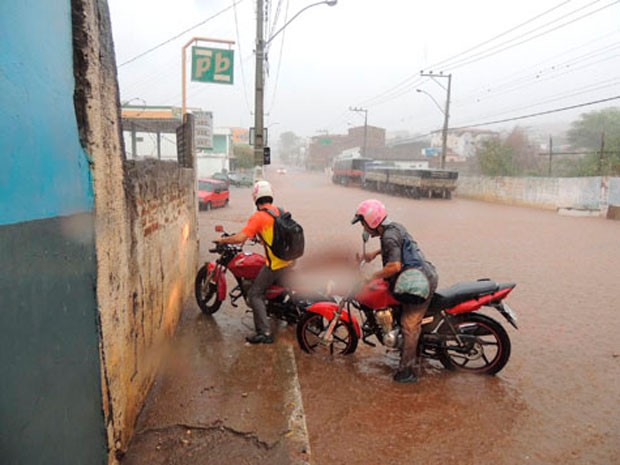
{"left": 199, "top": 170, "right": 620, "bottom": 465}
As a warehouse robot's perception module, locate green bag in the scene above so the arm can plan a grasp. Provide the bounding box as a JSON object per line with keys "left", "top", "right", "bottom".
{"left": 393, "top": 268, "right": 430, "bottom": 302}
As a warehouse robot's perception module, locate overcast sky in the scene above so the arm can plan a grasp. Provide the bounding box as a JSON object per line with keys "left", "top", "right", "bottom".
{"left": 108, "top": 0, "right": 620, "bottom": 141}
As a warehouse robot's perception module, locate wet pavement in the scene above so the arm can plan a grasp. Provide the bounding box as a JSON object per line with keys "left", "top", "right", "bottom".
{"left": 121, "top": 302, "right": 311, "bottom": 465}
{"left": 123, "top": 170, "right": 620, "bottom": 465}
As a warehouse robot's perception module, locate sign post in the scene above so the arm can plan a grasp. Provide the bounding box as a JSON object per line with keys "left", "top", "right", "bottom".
{"left": 181, "top": 37, "right": 235, "bottom": 116}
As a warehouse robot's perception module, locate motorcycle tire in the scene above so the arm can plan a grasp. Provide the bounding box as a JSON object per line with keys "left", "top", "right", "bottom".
{"left": 194, "top": 265, "right": 223, "bottom": 315}
{"left": 296, "top": 312, "right": 358, "bottom": 355}
{"left": 438, "top": 313, "right": 511, "bottom": 375}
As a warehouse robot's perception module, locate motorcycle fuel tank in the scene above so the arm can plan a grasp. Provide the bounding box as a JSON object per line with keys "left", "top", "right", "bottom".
{"left": 356, "top": 278, "right": 400, "bottom": 309}
{"left": 228, "top": 252, "right": 266, "bottom": 279}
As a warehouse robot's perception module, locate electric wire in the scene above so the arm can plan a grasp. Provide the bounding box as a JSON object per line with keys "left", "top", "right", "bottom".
{"left": 232, "top": 0, "right": 252, "bottom": 113}
{"left": 118, "top": 0, "right": 245, "bottom": 68}
{"left": 458, "top": 37, "right": 620, "bottom": 103}
{"left": 266, "top": 0, "right": 290, "bottom": 116}
{"left": 357, "top": 0, "right": 618, "bottom": 110}
{"left": 450, "top": 95, "right": 620, "bottom": 131}
{"left": 356, "top": 0, "right": 575, "bottom": 108}
{"left": 442, "top": 0, "right": 620, "bottom": 72}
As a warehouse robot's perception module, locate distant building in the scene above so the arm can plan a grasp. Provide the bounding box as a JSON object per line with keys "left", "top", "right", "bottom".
{"left": 430, "top": 128, "right": 497, "bottom": 159}
{"left": 306, "top": 125, "right": 386, "bottom": 170}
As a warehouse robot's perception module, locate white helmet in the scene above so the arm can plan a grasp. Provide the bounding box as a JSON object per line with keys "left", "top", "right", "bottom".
{"left": 252, "top": 180, "right": 273, "bottom": 203}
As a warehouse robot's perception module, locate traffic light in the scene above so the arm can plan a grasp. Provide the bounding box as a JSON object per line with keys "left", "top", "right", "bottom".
{"left": 263, "top": 146, "right": 271, "bottom": 165}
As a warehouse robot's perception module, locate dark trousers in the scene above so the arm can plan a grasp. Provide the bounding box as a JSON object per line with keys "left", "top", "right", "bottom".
{"left": 247, "top": 265, "right": 289, "bottom": 335}
{"left": 399, "top": 267, "right": 439, "bottom": 372}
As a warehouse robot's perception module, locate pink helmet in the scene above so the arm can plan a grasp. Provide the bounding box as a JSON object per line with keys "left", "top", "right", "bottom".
{"left": 351, "top": 199, "right": 387, "bottom": 229}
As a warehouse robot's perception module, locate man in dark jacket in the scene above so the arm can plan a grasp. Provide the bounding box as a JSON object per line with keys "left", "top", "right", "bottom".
{"left": 352, "top": 199, "right": 438, "bottom": 383}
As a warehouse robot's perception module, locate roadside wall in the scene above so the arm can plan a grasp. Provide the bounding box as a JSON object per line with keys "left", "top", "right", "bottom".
{"left": 0, "top": 1, "right": 202, "bottom": 464}
{"left": 457, "top": 176, "right": 620, "bottom": 213}
{"left": 72, "top": 2, "right": 199, "bottom": 463}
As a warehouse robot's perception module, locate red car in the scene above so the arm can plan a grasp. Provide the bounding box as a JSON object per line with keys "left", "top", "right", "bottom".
{"left": 197, "top": 178, "right": 229, "bottom": 211}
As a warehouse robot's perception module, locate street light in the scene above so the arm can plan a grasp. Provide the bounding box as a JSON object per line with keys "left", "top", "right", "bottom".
{"left": 419, "top": 72, "right": 452, "bottom": 169}
{"left": 415, "top": 89, "right": 444, "bottom": 115}
{"left": 253, "top": 0, "right": 337, "bottom": 174}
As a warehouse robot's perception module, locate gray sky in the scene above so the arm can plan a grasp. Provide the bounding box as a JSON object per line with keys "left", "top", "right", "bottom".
{"left": 109, "top": 0, "right": 620, "bottom": 141}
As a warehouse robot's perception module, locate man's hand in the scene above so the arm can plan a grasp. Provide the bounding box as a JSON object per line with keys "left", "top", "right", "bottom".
{"left": 356, "top": 249, "right": 380, "bottom": 263}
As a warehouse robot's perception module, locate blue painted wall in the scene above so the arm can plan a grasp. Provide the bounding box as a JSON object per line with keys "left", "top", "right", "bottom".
{"left": 0, "top": 1, "right": 94, "bottom": 226}
{"left": 0, "top": 1, "right": 107, "bottom": 464}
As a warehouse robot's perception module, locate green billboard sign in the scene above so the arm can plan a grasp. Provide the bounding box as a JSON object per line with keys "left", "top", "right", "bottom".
{"left": 191, "top": 47, "right": 234, "bottom": 85}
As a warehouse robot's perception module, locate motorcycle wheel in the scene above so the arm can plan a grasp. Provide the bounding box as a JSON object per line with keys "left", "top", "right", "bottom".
{"left": 296, "top": 312, "right": 358, "bottom": 355}
{"left": 438, "top": 313, "right": 511, "bottom": 375}
{"left": 194, "top": 265, "right": 223, "bottom": 314}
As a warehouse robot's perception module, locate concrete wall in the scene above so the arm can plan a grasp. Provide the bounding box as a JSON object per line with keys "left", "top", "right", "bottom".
{"left": 72, "top": 1, "right": 198, "bottom": 462}
{"left": 1, "top": 1, "right": 199, "bottom": 464}
{"left": 457, "top": 175, "right": 620, "bottom": 213}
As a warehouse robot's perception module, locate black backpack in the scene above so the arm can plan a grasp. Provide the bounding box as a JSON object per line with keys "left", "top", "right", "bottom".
{"left": 262, "top": 207, "right": 305, "bottom": 260}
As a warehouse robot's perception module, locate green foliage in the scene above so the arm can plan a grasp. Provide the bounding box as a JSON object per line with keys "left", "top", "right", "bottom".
{"left": 277, "top": 131, "right": 301, "bottom": 164}
{"left": 567, "top": 107, "right": 620, "bottom": 149}
{"left": 478, "top": 138, "right": 518, "bottom": 176}
{"left": 566, "top": 107, "right": 620, "bottom": 176}
{"left": 476, "top": 127, "right": 539, "bottom": 176}
{"left": 232, "top": 144, "right": 254, "bottom": 169}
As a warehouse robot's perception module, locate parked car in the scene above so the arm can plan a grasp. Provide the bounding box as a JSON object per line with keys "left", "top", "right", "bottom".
{"left": 197, "top": 178, "right": 229, "bottom": 211}
{"left": 228, "top": 171, "right": 254, "bottom": 187}
{"left": 211, "top": 171, "right": 231, "bottom": 187}
{"left": 276, "top": 168, "right": 287, "bottom": 175}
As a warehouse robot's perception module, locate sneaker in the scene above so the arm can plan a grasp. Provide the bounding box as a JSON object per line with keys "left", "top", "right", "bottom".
{"left": 245, "top": 332, "right": 274, "bottom": 344}
{"left": 393, "top": 367, "right": 418, "bottom": 384}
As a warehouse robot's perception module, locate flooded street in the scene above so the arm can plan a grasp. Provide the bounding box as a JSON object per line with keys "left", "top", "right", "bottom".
{"left": 201, "top": 169, "right": 620, "bottom": 465}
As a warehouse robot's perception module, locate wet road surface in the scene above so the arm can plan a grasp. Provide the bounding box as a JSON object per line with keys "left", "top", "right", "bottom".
{"left": 131, "top": 169, "right": 618, "bottom": 465}
{"left": 241, "top": 170, "right": 618, "bottom": 465}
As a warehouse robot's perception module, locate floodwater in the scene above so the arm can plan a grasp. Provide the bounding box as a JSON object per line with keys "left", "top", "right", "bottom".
{"left": 201, "top": 169, "right": 620, "bottom": 465}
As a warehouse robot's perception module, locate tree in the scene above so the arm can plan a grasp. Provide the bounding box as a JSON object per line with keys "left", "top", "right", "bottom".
{"left": 505, "top": 127, "right": 541, "bottom": 175}
{"left": 567, "top": 107, "right": 620, "bottom": 176}
{"left": 277, "top": 131, "right": 301, "bottom": 164}
{"left": 232, "top": 144, "right": 254, "bottom": 170}
{"left": 478, "top": 137, "right": 517, "bottom": 176}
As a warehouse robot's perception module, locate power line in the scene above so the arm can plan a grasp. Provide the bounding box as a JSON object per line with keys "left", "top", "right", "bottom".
{"left": 442, "top": 0, "right": 619, "bottom": 72}
{"left": 450, "top": 95, "right": 620, "bottom": 130}
{"left": 232, "top": 0, "right": 252, "bottom": 113}
{"left": 459, "top": 39, "right": 620, "bottom": 103}
{"left": 355, "top": 0, "right": 618, "bottom": 109}
{"left": 431, "top": 0, "right": 574, "bottom": 71}
{"left": 266, "top": 0, "right": 290, "bottom": 115}
{"left": 118, "top": 0, "right": 245, "bottom": 68}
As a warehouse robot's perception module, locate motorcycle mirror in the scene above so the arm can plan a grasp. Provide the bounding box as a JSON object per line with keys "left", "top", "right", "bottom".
{"left": 215, "top": 225, "right": 224, "bottom": 233}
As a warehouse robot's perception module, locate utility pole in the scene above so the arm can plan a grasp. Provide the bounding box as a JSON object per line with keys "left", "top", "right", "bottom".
{"left": 254, "top": 0, "right": 266, "bottom": 171}
{"left": 598, "top": 131, "right": 605, "bottom": 175}
{"left": 548, "top": 136, "right": 553, "bottom": 177}
{"left": 349, "top": 106, "right": 368, "bottom": 157}
{"left": 252, "top": 0, "right": 337, "bottom": 174}
{"left": 420, "top": 71, "right": 451, "bottom": 169}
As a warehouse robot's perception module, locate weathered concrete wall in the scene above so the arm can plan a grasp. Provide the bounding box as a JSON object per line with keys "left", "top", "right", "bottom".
{"left": 71, "top": 0, "right": 198, "bottom": 463}
{"left": 457, "top": 176, "right": 620, "bottom": 213}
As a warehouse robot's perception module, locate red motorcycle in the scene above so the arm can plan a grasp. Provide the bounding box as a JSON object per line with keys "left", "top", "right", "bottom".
{"left": 195, "top": 225, "right": 331, "bottom": 324}
{"left": 296, "top": 233, "right": 518, "bottom": 375}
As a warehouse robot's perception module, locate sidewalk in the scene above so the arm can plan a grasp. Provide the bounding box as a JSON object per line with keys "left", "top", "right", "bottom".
{"left": 121, "top": 298, "right": 311, "bottom": 465}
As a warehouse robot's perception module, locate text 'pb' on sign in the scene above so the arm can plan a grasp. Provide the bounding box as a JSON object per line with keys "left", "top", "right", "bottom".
{"left": 191, "top": 47, "right": 234, "bottom": 85}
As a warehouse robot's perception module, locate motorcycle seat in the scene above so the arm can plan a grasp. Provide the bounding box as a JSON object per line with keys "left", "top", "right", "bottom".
{"left": 429, "top": 280, "right": 499, "bottom": 310}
